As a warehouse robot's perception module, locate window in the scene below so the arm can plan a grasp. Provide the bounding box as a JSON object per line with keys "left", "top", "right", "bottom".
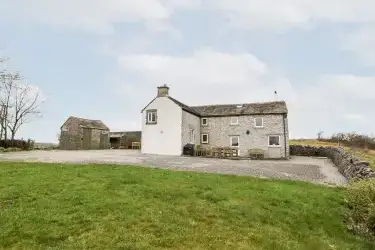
{"left": 268, "top": 135, "right": 281, "bottom": 147}
{"left": 201, "top": 118, "right": 208, "bottom": 126}
{"left": 254, "top": 117, "right": 263, "bottom": 128}
{"left": 230, "top": 117, "right": 239, "bottom": 125}
{"left": 146, "top": 110, "right": 157, "bottom": 124}
{"left": 201, "top": 134, "right": 209, "bottom": 144}
{"left": 230, "top": 135, "right": 239, "bottom": 147}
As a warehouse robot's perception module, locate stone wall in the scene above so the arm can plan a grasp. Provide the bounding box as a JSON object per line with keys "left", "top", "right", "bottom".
{"left": 181, "top": 110, "right": 200, "bottom": 149}
{"left": 290, "top": 145, "right": 374, "bottom": 181}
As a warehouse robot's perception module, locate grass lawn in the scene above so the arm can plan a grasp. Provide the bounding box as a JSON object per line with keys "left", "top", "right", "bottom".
{"left": 0, "top": 162, "right": 373, "bottom": 250}
{"left": 290, "top": 139, "right": 375, "bottom": 169}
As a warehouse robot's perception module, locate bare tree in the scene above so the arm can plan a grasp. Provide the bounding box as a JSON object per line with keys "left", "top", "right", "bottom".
{"left": 317, "top": 131, "right": 324, "bottom": 140}
{"left": 6, "top": 79, "right": 42, "bottom": 142}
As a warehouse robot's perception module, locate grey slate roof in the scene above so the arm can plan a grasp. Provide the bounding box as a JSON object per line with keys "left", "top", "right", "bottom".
{"left": 191, "top": 101, "right": 288, "bottom": 117}
{"left": 168, "top": 96, "right": 201, "bottom": 116}
{"left": 109, "top": 131, "right": 141, "bottom": 138}
{"left": 142, "top": 96, "right": 287, "bottom": 117}
{"left": 64, "top": 116, "right": 110, "bottom": 130}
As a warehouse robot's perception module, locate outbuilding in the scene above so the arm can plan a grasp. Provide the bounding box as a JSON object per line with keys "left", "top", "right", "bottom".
{"left": 59, "top": 116, "right": 110, "bottom": 150}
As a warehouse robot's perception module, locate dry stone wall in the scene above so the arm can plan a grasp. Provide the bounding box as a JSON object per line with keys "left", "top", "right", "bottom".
{"left": 290, "top": 145, "right": 375, "bottom": 181}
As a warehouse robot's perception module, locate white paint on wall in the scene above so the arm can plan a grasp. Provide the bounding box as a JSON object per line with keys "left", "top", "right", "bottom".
{"left": 141, "top": 97, "right": 182, "bottom": 156}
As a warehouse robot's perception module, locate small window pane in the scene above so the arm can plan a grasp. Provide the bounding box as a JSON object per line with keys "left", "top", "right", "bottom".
{"left": 230, "top": 136, "right": 239, "bottom": 146}
{"left": 202, "top": 134, "right": 208, "bottom": 143}
{"left": 269, "top": 136, "right": 280, "bottom": 146}
{"left": 255, "top": 117, "right": 263, "bottom": 127}
{"left": 202, "top": 118, "right": 207, "bottom": 125}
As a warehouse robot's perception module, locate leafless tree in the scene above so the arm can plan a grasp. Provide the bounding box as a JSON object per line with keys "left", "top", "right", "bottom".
{"left": 317, "top": 131, "right": 324, "bottom": 140}
{"left": 7, "top": 81, "right": 42, "bottom": 142}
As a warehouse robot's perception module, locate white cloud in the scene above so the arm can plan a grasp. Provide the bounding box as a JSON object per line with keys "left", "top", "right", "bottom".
{"left": 0, "top": 0, "right": 182, "bottom": 33}
{"left": 2, "top": 0, "right": 375, "bottom": 33}
{"left": 115, "top": 49, "right": 375, "bottom": 138}
{"left": 206, "top": 0, "right": 375, "bottom": 31}
{"left": 341, "top": 27, "right": 375, "bottom": 67}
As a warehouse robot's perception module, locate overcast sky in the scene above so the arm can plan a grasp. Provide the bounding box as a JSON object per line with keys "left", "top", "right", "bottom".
{"left": 0, "top": 0, "right": 374, "bottom": 142}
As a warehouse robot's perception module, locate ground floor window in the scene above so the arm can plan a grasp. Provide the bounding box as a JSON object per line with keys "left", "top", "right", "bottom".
{"left": 201, "top": 134, "right": 209, "bottom": 144}
{"left": 268, "top": 135, "right": 281, "bottom": 147}
{"left": 230, "top": 135, "right": 239, "bottom": 147}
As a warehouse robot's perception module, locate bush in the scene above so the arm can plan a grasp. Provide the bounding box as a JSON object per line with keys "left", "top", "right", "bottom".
{"left": 346, "top": 179, "right": 375, "bottom": 238}
{"left": 0, "top": 139, "right": 34, "bottom": 150}
{"left": 3, "top": 147, "right": 23, "bottom": 153}
{"left": 0, "top": 147, "right": 4, "bottom": 152}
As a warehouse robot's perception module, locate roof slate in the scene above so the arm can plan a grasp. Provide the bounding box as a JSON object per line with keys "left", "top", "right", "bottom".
{"left": 191, "top": 101, "right": 288, "bottom": 116}
{"left": 142, "top": 95, "right": 288, "bottom": 117}
{"left": 66, "top": 116, "right": 109, "bottom": 130}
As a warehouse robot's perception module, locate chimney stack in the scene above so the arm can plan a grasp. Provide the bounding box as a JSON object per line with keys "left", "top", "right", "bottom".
{"left": 157, "top": 84, "right": 169, "bottom": 97}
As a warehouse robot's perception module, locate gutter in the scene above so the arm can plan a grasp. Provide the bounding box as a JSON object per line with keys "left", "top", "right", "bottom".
{"left": 282, "top": 114, "right": 287, "bottom": 159}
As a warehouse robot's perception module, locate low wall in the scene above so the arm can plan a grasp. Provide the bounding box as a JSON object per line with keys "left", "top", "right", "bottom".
{"left": 290, "top": 145, "right": 374, "bottom": 181}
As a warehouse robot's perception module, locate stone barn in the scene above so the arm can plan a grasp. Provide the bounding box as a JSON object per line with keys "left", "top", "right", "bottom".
{"left": 59, "top": 116, "right": 110, "bottom": 150}
{"left": 109, "top": 131, "right": 141, "bottom": 149}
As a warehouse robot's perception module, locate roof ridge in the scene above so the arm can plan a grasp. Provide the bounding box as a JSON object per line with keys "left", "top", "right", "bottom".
{"left": 191, "top": 100, "right": 286, "bottom": 108}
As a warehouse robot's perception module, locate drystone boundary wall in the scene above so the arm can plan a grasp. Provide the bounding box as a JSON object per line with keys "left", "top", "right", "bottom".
{"left": 290, "top": 145, "right": 374, "bottom": 181}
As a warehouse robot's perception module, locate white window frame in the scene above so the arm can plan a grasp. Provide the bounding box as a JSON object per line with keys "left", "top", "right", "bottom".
{"left": 201, "top": 118, "right": 208, "bottom": 126}
{"left": 229, "top": 135, "right": 240, "bottom": 147}
{"left": 268, "top": 135, "right": 281, "bottom": 147}
{"left": 201, "top": 134, "right": 209, "bottom": 144}
{"left": 230, "top": 116, "right": 239, "bottom": 125}
{"left": 254, "top": 117, "right": 263, "bottom": 128}
{"left": 146, "top": 110, "right": 157, "bottom": 124}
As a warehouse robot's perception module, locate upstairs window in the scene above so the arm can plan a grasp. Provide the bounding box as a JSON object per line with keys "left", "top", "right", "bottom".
{"left": 201, "top": 118, "right": 208, "bottom": 126}
{"left": 146, "top": 110, "right": 157, "bottom": 124}
{"left": 254, "top": 117, "right": 263, "bottom": 128}
{"left": 230, "top": 117, "right": 239, "bottom": 125}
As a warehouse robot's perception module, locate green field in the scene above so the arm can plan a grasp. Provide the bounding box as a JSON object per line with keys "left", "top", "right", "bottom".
{"left": 0, "top": 162, "right": 373, "bottom": 250}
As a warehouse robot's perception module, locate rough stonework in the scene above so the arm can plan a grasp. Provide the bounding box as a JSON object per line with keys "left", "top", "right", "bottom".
{"left": 201, "top": 114, "right": 289, "bottom": 158}
{"left": 60, "top": 116, "right": 110, "bottom": 150}
{"left": 290, "top": 145, "right": 375, "bottom": 181}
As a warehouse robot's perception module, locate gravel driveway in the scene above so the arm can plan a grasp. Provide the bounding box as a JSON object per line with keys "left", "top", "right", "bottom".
{"left": 0, "top": 150, "right": 347, "bottom": 186}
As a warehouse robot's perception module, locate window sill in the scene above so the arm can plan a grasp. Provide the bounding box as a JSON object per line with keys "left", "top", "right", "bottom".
{"left": 268, "top": 145, "right": 281, "bottom": 148}
{"left": 254, "top": 126, "right": 264, "bottom": 128}
{"left": 230, "top": 123, "right": 239, "bottom": 126}
{"left": 202, "top": 142, "right": 209, "bottom": 144}
{"left": 146, "top": 122, "right": 157, "bottom": 125}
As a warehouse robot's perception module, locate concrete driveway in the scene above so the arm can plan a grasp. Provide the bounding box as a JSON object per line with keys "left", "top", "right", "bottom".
{"left": 0, "top": 150, "right": 347, "bottom": 186}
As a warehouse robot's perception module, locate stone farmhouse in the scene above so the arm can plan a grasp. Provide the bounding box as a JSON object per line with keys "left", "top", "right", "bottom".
{"left": 141, "top": 85, "right": 289, "bottom": 158}
{"left": 59, "top": 116, "right": 110, "bottom": 150}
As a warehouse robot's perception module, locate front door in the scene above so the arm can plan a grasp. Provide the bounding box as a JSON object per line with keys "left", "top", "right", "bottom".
{"left": 99, "top": 133, "right": 109, "bottom": 149}
{"left": 82, "top": 128, "right": 92, "bottom": 150}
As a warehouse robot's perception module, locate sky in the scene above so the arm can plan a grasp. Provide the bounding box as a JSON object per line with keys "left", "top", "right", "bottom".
{"left": 0, "top": 0, "right": 374, "bottom": 143}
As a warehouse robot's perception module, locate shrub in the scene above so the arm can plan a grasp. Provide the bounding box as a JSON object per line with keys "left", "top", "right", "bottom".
{"left": 346, "top": 179, "right": 375, "bottom": 238}
{"left": 0, "top": 139, "right": 34, "bottom": 150}
{"left": 0, "top": 147, "right": 4, "bottom": 152}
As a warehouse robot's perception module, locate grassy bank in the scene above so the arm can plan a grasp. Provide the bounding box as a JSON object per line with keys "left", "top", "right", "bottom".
{"left": 290, "top": 139, "right": 375, "bottom": 169}
{"left": 0, "top": 162, "right": 372, "bottom": 249}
